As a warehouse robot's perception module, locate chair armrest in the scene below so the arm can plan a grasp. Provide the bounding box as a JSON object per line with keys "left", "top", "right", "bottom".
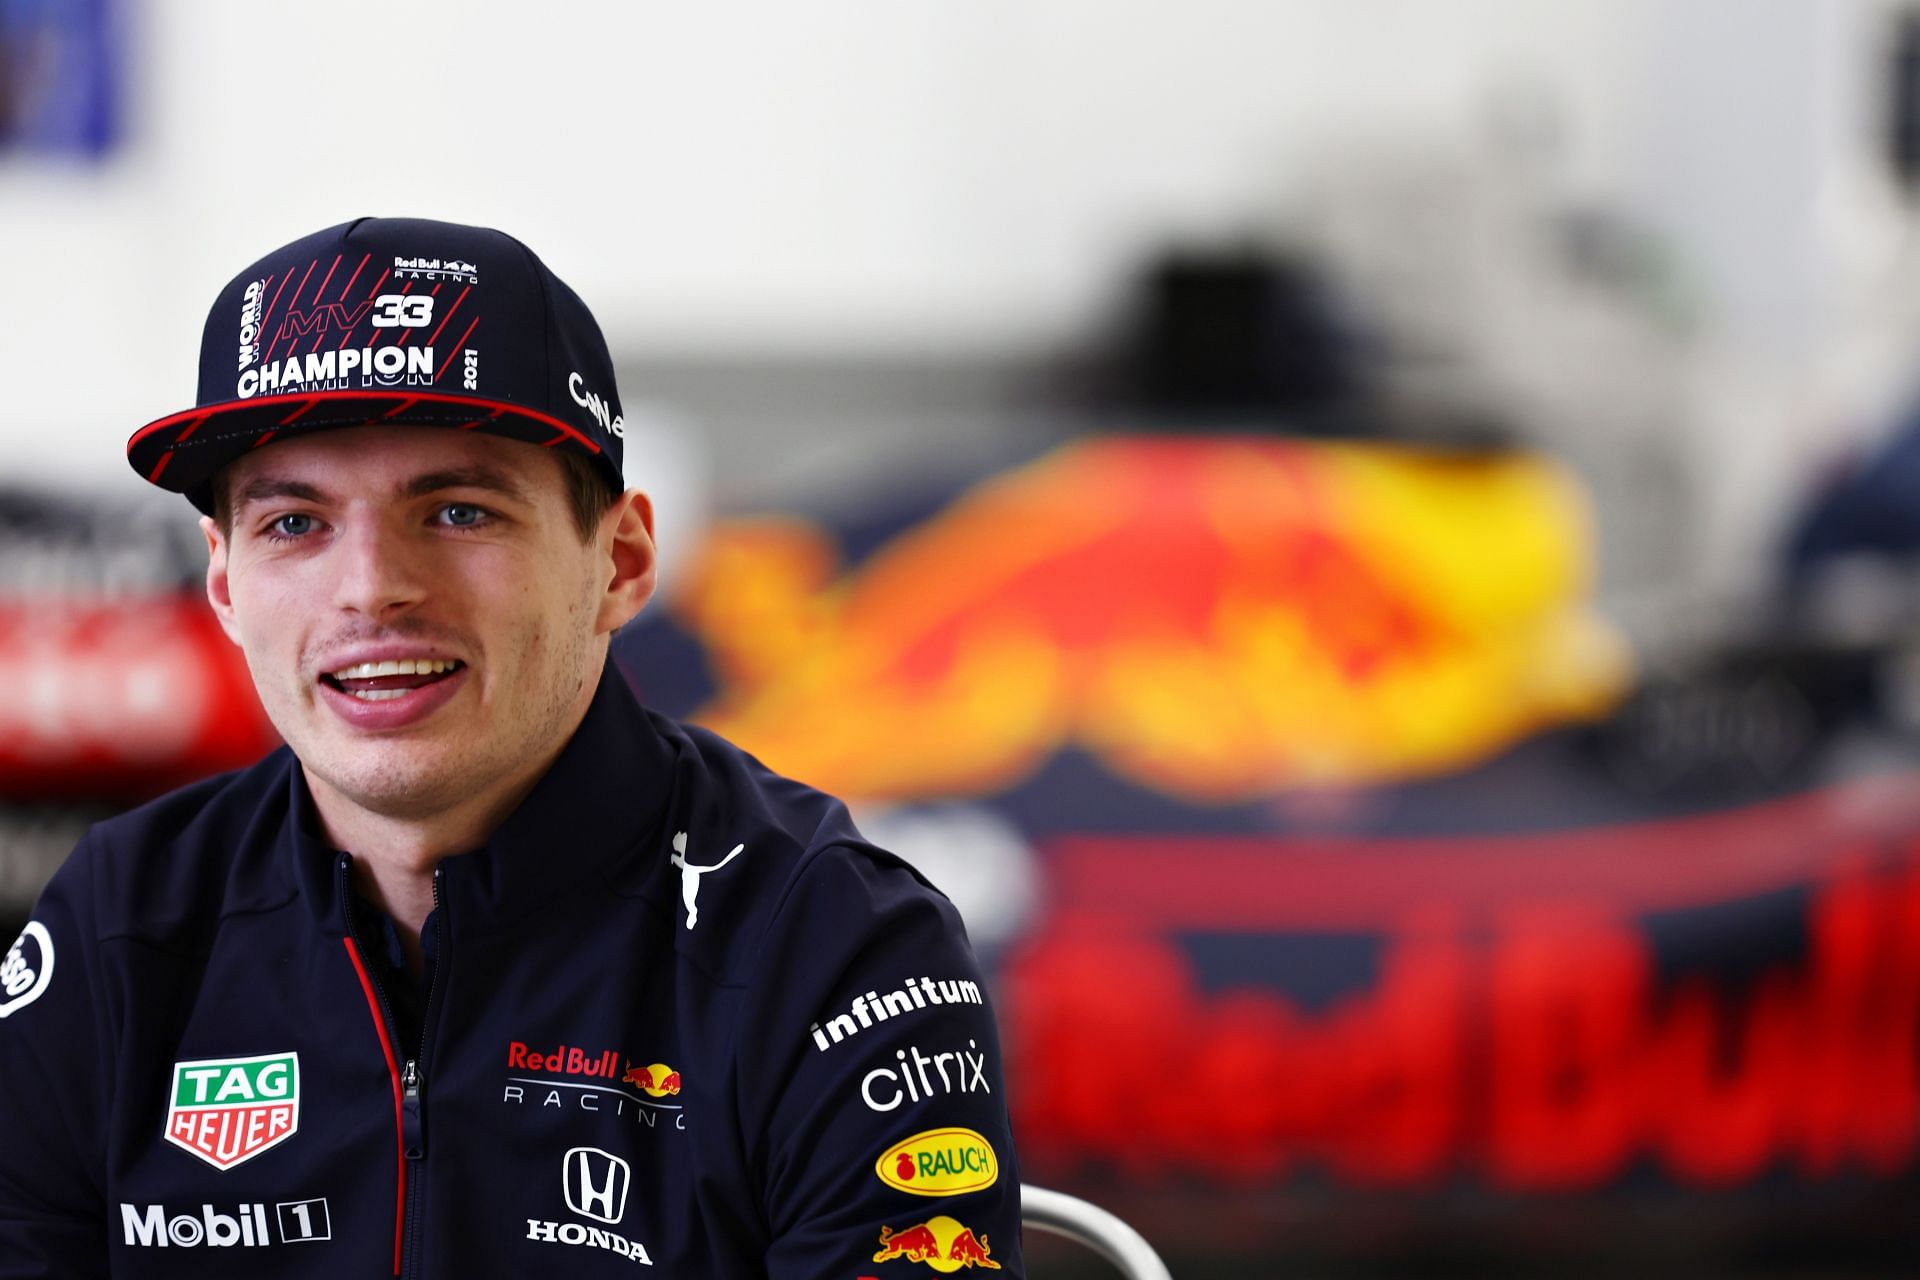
{"left": 1022, "top": 1184, "right": 1173, "bottom": 1279}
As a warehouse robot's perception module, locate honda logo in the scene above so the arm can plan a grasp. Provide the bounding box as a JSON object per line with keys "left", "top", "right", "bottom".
{"left": 562, "top": 1147, "right": 631, "bottom": 1224}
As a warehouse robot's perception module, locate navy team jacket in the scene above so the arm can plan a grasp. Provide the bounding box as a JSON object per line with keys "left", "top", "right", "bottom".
{"left": 0, "top": 666, "right": 1023, "bottom": 1277}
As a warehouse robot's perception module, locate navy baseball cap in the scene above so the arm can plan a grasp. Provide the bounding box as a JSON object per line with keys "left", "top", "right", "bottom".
{"left": 127, "top": 216, "right": 628, "bottom": 513}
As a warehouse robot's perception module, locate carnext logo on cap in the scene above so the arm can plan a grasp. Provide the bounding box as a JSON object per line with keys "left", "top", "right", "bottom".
{"left": 568, "top": 372, "right": 625, "bottom": 439}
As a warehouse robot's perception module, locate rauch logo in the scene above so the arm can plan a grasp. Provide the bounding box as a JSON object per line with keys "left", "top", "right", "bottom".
{"left": 876, "top": 1127, "right": 998, "bottom": 1196}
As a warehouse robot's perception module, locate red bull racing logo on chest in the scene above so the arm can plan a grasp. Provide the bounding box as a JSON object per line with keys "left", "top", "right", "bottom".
{"left": 501, "top": 1040, "right": 688, "bottom": 1132}
{"left": 164, "top": 1052, "right": 299, "bottom": 1170}
{"left": 507, "top": 1041, "right": 624, "bottom": 1081}
{"left": 620, "top": 1060, "right": 682, "bottom": 1098}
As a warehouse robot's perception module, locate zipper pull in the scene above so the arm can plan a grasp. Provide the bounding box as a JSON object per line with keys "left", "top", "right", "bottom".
{"left": 401, "top": 1059, "right": 426, "bottom": 1160}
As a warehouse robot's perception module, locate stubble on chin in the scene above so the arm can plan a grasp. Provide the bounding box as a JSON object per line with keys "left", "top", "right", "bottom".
{"left": 303, "top": 734, "right": 485, "bottom": 824}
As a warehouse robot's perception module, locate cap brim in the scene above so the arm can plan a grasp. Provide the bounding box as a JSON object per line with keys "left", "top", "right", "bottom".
{"left": 128, "top": 389, "right": 610, "bottom": 514}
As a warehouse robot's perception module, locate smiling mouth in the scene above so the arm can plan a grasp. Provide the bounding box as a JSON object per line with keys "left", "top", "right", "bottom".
{"left": 321, "top": 658, "right": 466, "bottom": 702}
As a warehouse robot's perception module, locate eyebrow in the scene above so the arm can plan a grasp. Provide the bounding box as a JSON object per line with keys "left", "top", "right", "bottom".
{"left": 230, "top": 466, "right": 533, "bottom": 516}
{"left": 399, "top": 467, "right": 532, "bottom": 505}
{"left": 230, "top": 477, "right": 330, "bottom": 513}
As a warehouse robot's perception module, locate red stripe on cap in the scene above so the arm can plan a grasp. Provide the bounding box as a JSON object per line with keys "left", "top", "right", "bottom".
{"left": 279, "top": 398, "right": 322, "bottom": 425}
{"left": 128, "top": 390, "right": 604, "bottom": 456}
{"left": 252, "top": 431, "right": 277, "bottom": 448}
{"left": 337, "top": 252, "right": 371, "bottom": 302}
{"left": 385, "top": 281, "right": 419, "bottom": 345}
{"left": 144, "top": 410, "right": 211, "bottom": 483}
{"left": 265, "top": 264, "right": 296, "bottom": 316}
{"left": 292, "top": 258, "right": 318, "bottom": 306}
{"left": 363, "top": 258, "right": 391, "bottom": 301}
{"left": 379, "top": 397, "right": 421, "bottom": 420}
{"left": 423, "top": 286, "right": 469, "bottom": 349}
{"left": 396, "top": 310, "right": 420, "bottom": 347}
{"left": 174, "top": 411, "right": 214, "bottom": 443}
{"left": 260, "top": 259, "right": 319, "bottom": 364}
{"left": 434, "top": 318, "right": 480, "bottom": 382}
{"left": 312, "top": 255, "right": 341, "bottom": 307}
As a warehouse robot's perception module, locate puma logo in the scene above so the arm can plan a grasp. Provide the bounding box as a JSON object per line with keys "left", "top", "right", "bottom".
{"left": 670, "top": 831, "right": 744, "bottom": 929}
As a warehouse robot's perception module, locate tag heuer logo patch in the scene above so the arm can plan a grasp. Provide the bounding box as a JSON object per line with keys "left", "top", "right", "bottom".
{"left": 164, "top": 1052, "right": 299, "bottom": 1170}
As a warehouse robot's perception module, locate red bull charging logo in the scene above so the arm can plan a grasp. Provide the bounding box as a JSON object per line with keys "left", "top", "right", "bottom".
{"left": 1005, "top": 783, "right": 1920, "bottom": 1190}
{"left": 872, "top": 1215, "right": 1000, "bottom": 1271}
{"left": 674, "top": 438, "right": 1625, "bottom": 803}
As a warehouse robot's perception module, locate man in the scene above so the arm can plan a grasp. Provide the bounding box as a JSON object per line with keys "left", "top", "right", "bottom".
{"left": 0, "top": 217, "right": 1022, "bottom": 1277}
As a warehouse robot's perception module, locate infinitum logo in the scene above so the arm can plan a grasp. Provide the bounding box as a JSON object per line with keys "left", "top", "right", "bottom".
{"left": 810, "top": 977, "right": 984, "bottom": 1053}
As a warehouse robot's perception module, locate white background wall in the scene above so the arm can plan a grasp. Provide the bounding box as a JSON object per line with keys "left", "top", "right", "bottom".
{"left": 0, "top": 1, "right": 1639, "bottom": 471}
{"left": 3, "top": 0, "right": 1917, "bottom": 595}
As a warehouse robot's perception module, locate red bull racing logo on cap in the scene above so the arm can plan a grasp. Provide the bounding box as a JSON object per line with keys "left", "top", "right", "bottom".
{"left": 163, "top": 1052, "right": 299, "bottom": 1170}
{"left": 873, "top": 1215, "right": 1000, "bottom": 1270}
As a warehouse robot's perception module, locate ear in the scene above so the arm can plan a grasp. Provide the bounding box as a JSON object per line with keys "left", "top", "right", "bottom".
{"left": 201, "top": 515, "right": 245, "bottom": 646}
{"left": 596, "top": 489, "right": 658, "bottom": 634}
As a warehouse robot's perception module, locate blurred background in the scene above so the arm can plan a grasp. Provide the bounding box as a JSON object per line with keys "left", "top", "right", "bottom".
{"left": 8, "top": 1, "right": 1920, "bottom": 1274}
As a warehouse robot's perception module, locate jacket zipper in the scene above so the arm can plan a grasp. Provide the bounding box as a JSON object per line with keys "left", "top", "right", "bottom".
{"left": 340, "top": 856, "right": 449, "bottom": 1279}
{"left": 399, "top": 866, "right": 447, "bottom": 1279}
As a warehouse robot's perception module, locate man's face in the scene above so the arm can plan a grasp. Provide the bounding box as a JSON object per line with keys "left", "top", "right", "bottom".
{"left": 204, "top": 426, "right": 653, "bottom": 826}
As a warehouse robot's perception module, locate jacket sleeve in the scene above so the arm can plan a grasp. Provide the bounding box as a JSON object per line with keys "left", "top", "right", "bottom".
{"left": 0, "top": 839, "right": 111, "bottom": 1278}
{"left": 739, "top": 845, "right": 1024, "bottom": 1279}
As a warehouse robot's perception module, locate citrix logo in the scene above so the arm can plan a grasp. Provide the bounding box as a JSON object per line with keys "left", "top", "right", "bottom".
{"left": 860, "top": 1039, "right": 992, "bottom": 1113}
{"left": 121, "top": 1203, "right": 270, "bottom": 1248}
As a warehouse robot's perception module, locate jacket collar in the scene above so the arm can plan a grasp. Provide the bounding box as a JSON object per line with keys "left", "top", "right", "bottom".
{"left": 287, "top": 661, "right": 678, "bottom": 933}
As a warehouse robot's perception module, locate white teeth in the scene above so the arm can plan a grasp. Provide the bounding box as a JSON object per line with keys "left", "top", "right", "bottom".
{"left": 348, "top": 688, "right": 411, "bottom": 702}
{"left": 328, "top": 658, "right": 460, "bottom": 680}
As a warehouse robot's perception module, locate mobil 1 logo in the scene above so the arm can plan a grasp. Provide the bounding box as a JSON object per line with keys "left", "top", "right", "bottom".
{"left": 119, "top": 1197, "right": 332, "bottom": 1249}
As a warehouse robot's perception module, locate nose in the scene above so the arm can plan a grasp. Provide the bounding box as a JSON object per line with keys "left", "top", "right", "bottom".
{"left": 330, "top": 514, "right": 429, "bottom": 620}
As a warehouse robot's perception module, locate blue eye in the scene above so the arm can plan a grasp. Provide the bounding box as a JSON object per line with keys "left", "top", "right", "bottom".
{"left": 441, "top": 504, "right": 486, "bottom": 527}
{"left": 268, "top": 513, "right": 316, "bottom": 539}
